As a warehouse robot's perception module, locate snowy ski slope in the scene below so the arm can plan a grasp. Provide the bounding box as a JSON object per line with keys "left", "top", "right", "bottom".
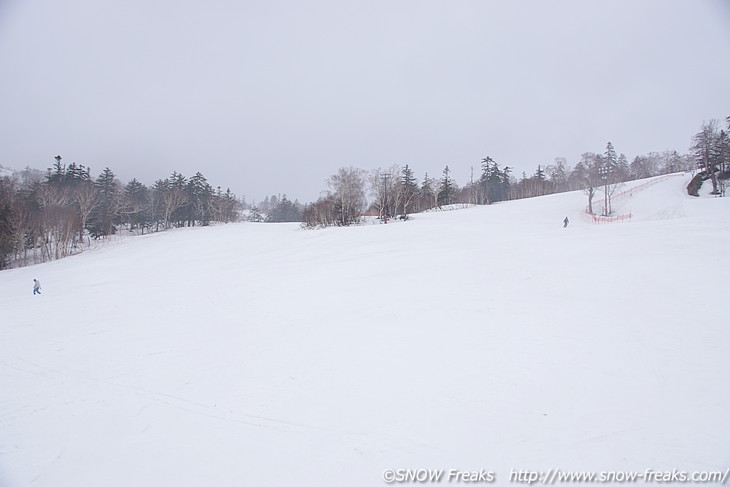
{"left": 0, "top": 174, "right": 728, "bottom": 486}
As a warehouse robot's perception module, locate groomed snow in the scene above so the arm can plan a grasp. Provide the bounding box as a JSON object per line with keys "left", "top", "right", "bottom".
{"left": 1, "top": 174, "right": 728, "bottom": 486}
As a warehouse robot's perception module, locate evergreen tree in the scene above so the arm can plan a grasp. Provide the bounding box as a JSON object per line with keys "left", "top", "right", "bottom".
{"left": 87, "top": 167, "right": 119, "bottom": 237}
{"left": 167, "top": 172, "right": 189, "bottom": 227}
{"left": 66, "top": 163, "right": 91, "bottom": 184}
{"left": 186, "top": 172, "right": 213, "bottom": 226}
{"left": 46, "top": 155, "right": 65, "bottom": 184}
{"left": 438, "top": 165, "right": 453, "bottom": 206}
{"left": 0, "top": 179, "right": 16, "bottom": 270}
{"left": 248, "top": 206, "right": 264, "bottom": 222}
{"left": 400, "top": 164, "right": 418, "bottom": 217}
{"left": 151, "top": 179, "right": 168, "bottom": 231}
{"left": 265, "top": 195, "right": 302, "bottom": 222}
{"left": 604, "top": 141, "right": 618, "bottom": 169}
{"left": 123, "top": 178, "right": 151, "bottom": 232}
{"left": 534, "top": 165, "right": 546, "bottom": 181}
{"left": 616, "top": 153, "right": 630, "bottom": 181}
{"left": 420, "top": 172, "right": 436, "bottom": 209}
{"left": 480, "top": 157, "right": 511, "bottom": 203}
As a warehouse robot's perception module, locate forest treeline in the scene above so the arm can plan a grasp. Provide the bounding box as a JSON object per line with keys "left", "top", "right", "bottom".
{"left": 0, "top": 157, "right": 242, "bottom": 269}
{"left": 301, "top": 148, "right": 693, "bottom": 228}
{"left": 1, "top": 118, "right": 728, "bottom": 269}
{"left": 301, "top": 118, "right": 729, "bottom": 228}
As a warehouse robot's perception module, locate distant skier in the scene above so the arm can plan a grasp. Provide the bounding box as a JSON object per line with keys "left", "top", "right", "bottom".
{"left": 563, "top": 216, "right": 569, "bottom": 228}
{"left": 33, "top": 279, "right": 41, "bottom": 295}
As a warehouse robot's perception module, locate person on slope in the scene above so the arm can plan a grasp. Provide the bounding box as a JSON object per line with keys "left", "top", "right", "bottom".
{"left": 563, "top": 216, "right": 569, "bottom": 228}
{"left": 33, "top": 279, "right": 41, "bottom": 295}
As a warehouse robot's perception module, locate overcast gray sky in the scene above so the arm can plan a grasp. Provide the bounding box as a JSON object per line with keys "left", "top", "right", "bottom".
{"left": 1, "top": 0, "right": 729, "bottom": 203}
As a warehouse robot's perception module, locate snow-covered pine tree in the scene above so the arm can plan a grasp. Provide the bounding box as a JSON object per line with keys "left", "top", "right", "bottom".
{"left": 123, "top": 179, "right": 151, "bottom": 233}
{"left": 400, "top": 164, "right": 418, "bottom": 217}
{"left": 438, "top": 165, "right": 453, "bottom": 206}
{"left": 87, "top": 167, "right": 120, "bottom": 238}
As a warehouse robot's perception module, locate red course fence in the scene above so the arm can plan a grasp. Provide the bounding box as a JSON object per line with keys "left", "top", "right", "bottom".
{"left": 584, "top": 173, "right": 684, "bottom": 224}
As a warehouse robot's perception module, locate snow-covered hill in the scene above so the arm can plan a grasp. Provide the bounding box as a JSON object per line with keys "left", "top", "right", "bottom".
{"left": 1, "top": 174, "right": 728, "bottom": 486}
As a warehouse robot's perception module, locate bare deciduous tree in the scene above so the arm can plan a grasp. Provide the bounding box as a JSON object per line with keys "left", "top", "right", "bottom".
{"left": 327, "top": 167, "right": 366, "bottom": 226}
{"left": 573, "top": 152, "right": 602, "bottom": 214}
{"left": 162, "top": 186, "right": 189, "bottom": 229}
{"left": 74, "top": 181, "right": 99, "bottom": 242}
{"left": 692, "top": 120, "right": 720, "bottom": 195}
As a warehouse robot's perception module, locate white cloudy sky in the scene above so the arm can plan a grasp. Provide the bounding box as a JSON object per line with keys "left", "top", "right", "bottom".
{"left": 1, "top": 0, "right": 728, "bottom": 203}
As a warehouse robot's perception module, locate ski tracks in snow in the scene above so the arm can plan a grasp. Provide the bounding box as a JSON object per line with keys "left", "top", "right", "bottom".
{"left": 0, "top": 355, "right": 420, "bottom": 463}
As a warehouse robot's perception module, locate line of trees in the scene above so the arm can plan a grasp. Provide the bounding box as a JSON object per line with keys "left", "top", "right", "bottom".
{"left": 2, "top": 118, "right": 725, "bottom": 266}
{"left": 302, "top": 160, "right": 515, "bottom": 228}
{"left": 245, "top": 194, "right": 304, "bottom": 223}
{"left": 302, "top": 141, "right": 698, "bottom": 228}
{"left": 303, "top": 117, "right": 730, "bottom": 229}
{"left": 263, "top": 195, "right": 303, "bottom": 222}
{"left": 0, "top": 157, "right": 242, "bottom": 269}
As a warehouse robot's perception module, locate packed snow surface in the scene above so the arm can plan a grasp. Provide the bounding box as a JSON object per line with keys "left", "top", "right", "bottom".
{"left": 1, "top": 174, "right": 728, "bottom": 486}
